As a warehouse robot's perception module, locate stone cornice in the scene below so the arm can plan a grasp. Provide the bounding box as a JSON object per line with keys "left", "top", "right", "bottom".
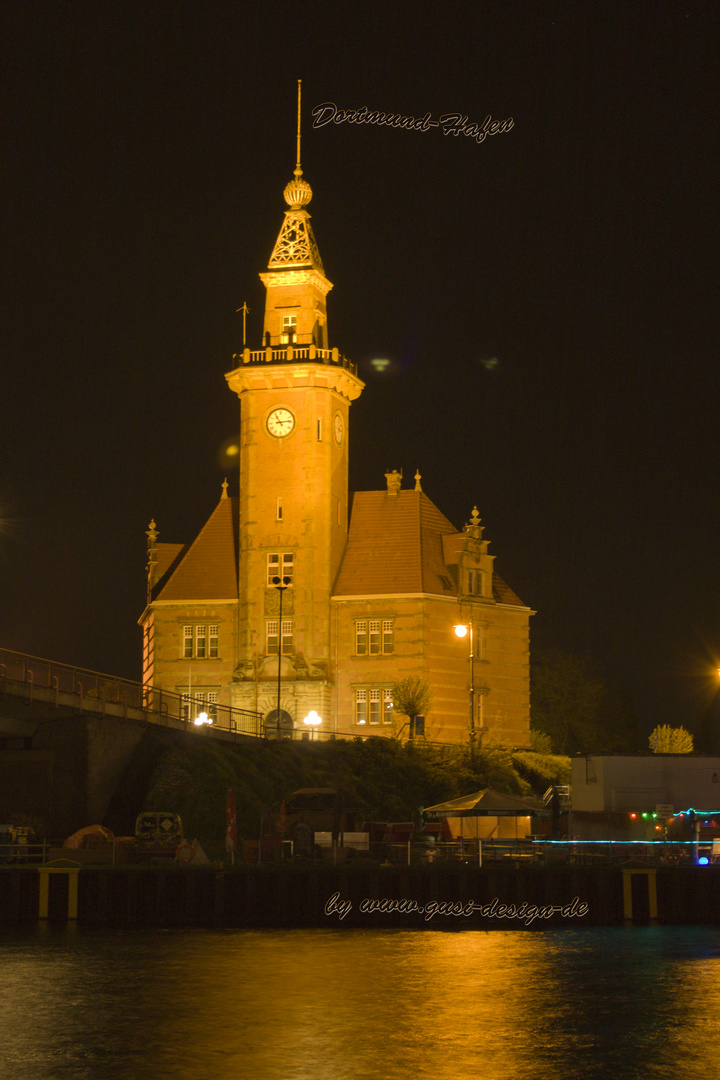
{"left": 259, "top": 267, "right": 333, "bottom": 295}
{"left": 226, "top": 362, "right": 365, "bottom": 401}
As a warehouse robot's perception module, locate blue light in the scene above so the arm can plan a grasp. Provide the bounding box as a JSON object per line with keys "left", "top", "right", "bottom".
{"left": 699, "top": 857, "right": 709, "bottom": 866}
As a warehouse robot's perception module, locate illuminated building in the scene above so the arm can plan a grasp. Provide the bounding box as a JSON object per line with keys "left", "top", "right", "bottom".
{"left": 139, "top": 135, "right": 532, "bottom": 746}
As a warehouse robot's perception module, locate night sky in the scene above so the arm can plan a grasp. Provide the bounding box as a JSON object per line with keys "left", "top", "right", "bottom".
{"left": 2, "top": 1, "right": 718, "bottom": 736}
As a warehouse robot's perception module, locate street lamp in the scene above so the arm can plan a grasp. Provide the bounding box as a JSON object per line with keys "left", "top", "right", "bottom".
{"left": 272, "top": 575, "right": 292, "bottom": 736}
{"left": 454, "top": 622, "right": 476, "bottom": 748}
{"left": 303, "top": 710, "right": 322, "bottom": 740}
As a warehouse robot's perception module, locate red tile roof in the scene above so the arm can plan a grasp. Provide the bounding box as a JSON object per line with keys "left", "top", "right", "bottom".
{"left": 334, "top": 490, "right": 459, "bottom": 597}
{"left": 154, "top": 543, "right": 186, "bottom": 587}
{"left": 492, "top": 574, "right": 525, "bottom": 607}
{"left": 333, "top": 489, "right": 526, "bottom": 605}
{"left": 156, "top": 497, "right": 238, "bottom": 602}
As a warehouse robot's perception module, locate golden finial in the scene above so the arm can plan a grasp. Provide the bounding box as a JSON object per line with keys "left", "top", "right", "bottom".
{"left": 221, "top": 478, "right": 229, "bottom": 499}
{"left": 414, "top": 470, "right": 423, "bottom": 492}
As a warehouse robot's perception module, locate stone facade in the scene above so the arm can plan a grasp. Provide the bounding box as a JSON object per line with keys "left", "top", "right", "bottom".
{"left": 138, "top": 159, "right": 532, "bottom": 747}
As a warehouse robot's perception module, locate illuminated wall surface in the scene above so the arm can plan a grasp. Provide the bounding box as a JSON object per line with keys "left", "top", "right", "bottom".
{"left": 572, "top": 756, "right": 720, "bottom": 813}
{"left": 140, "top": 164, "right": 531, "bottom": 746}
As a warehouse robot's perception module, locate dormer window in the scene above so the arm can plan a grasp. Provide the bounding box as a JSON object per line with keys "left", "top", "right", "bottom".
{"left": 281, "top": 315, "right": 297, "bottom": 344}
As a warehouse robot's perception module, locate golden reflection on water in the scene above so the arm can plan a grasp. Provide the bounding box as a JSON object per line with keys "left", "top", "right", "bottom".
{"left": 2, "top": 927, "right": 720, "bottom": 1079}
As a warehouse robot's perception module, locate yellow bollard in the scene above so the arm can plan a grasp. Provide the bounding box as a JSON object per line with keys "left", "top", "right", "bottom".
{"left": 37, "top": 860, "right": 82, "bottom": 921}
{"left": 621, "top": 868, "right": 658, "bottom": 923}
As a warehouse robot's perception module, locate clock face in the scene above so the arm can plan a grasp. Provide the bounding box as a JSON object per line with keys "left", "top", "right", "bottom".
{"left": 334, "top": 412, "right": 344, "bottom": 445}
{"left": 267, "top": 407, "right": 295, "bottom": 438}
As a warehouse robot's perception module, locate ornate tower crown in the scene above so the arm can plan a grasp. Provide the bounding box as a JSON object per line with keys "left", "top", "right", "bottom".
{"left": 258, "top": 80, "right": 332, "bottom": 349}
{"left": 266, "top": 81, "right": 324, "bottom": 272}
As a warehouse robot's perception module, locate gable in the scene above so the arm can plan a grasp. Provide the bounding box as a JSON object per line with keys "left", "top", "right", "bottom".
{"left": 155, "top": 496, "right": 239, "bottom": 602}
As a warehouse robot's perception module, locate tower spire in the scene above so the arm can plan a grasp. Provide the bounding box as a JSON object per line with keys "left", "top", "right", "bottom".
{"left": 259, "top": 81, "right": 332, "bottom": 349}
{"left": 295, "top": 78, "right": 302, "bottom": 179}
{"left": 266, "top": 80, "right": 322, "bottom": 271}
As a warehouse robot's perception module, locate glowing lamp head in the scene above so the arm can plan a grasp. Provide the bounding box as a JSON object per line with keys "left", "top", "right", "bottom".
{"left": 193, "top": 711, "right": 212, "bottom": 726}
{"left": 699, "top": 857, "right": 710, "bottom": 866}
{"left": 303, "top": 710, "right": 322, "bottom": 727}
{"left": 454, "top": 624, "right": 468, "bottom": 639}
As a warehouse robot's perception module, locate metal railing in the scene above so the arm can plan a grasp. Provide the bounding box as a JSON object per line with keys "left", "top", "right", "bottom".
{"left": 0, "top": 646, "right": 263, "bottom": 737}
{"left": 0, "top": 841, "right": 58, "bottom": 865}
{"left": 310, "top": 837, "right": 718, "bottom": 868}
{"left": 234, "top": 343, "right": 358, "bottom": 375}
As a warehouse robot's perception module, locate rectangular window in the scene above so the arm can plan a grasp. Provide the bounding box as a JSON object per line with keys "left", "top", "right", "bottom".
{"left": 267, "top": 552, "right": 294, "bottom": 587}
{"left": 383, "top": 689, "right": 394, "bottom": 725}
{"left": 355, "top": 687, "right": 393, "bottom": 726}
{"left": 467, "top": 570, "right": 484, "bottom": 596}
{"left": 183, "top": 624, "right": 217, "bottom": 659}
{"left": 355, "top": 689, "right": 367, "bottom": 725}
{"left": 355, "top": 618, "right": 394, "bottom": 655}
{"left": 382, "top": 620, "right": 394, "bottom": 654}
{"left": 276, "top": 498, "right": 283, "bottom": 522}
{"left": 207, "top": 691, "right": 218, "bottom": 720}
{"left": 281, "top": 315, "right": 297, "bottom": 343}
{"left": 181, "top": 691, "right": 205, "bottom": 723}
{"left": 266, "top": 620, "right": 293, "bottom": 655}
{"left": 281, "top": 619, "right": 293, "bottom": 655}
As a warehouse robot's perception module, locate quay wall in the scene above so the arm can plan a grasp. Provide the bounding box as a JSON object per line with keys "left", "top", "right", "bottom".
{"left": 1, "top": 865, "right": 718, "bottom": 929}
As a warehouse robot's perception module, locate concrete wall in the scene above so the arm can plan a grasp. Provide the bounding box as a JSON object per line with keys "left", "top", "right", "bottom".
{"left": 572, "top": 756, "right": 720, "bottom": 813}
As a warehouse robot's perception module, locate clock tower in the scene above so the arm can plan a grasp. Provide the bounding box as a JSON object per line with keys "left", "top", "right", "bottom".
{"left": 141, "top": 90, "right": 531, "bottom": 749}
{"left": 225, "top": 149, "right": 364, "bottom": 733}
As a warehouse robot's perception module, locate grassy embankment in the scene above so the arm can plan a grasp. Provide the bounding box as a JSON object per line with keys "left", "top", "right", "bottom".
{"left": 142, "top": 736, "right": 571, "bottom": 859}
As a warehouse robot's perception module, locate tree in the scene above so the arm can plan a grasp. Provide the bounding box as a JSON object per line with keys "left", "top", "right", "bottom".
{"left": 649, "top": 725, "right": 694, "bottom": 754}
{"left": 531, "top": 648, "right": 642, "bottom": 755}
{"left": 391, "top": 676, "right": 433, "bottom": 738}
{"left": 531, "top": 649, "right": 605, "bottom": 754}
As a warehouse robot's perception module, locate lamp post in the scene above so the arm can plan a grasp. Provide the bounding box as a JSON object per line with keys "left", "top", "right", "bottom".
{"left": 454, "top": 622, "right": 476, "bottom": 751}
{"left": 303, "top": 710, "right": 322, "bottom": 740}
{"left": 272, "top": 575, "right": 292, "bottom": 736}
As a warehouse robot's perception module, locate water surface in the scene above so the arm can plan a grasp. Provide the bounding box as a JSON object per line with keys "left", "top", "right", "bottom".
{"left": 1, "top": 926, "right": 718, "bottom": 1079}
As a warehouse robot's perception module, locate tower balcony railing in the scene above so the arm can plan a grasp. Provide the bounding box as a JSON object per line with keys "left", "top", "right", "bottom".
{"left": 235, "top": 344, "right": 357, "bottom": 376}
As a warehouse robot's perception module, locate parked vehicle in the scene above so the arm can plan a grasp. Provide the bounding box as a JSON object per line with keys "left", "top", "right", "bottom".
{"left": 134, "top": 812, "right": 184, "bottom": 858}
